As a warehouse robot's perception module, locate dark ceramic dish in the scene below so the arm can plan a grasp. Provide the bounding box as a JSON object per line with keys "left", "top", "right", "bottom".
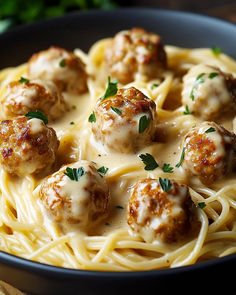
{"left": 0, "top": 8, "right": 236, "bottom": 295}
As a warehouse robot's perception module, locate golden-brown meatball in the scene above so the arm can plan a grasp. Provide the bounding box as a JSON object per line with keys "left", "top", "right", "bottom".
{"left": 92, "top": 87, "right": 158, "bottom": 153}
{"left": 28, "top": 46, "right": 88, "bottom": 94}
{"left": 127, "top": 178, "right": 196, "bottom": 243}
{"left": 183, "top": 122, "right": 236, "bottom": 184}
{"left": 1, "top": 79, "right": 67, "bottom": 121}
{"left": 39, "top": 160, "right": 109, "bottom": 230}
{"left": 182, "top": 64, "right": 236, "bottom": 120}
{"left": 0, "top": 116, "right": 59, "bottom": 176}
{"left": 105, "top": 28, "right": 167, "bottom": 84}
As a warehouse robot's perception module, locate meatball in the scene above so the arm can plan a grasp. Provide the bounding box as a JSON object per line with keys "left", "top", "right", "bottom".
{"left": 0, "top": 116, "right": 59, "bottom": 176}
{"left": 105, "top": 27, "right": 167, "bottom": 85}
{"left": 127, "top": 178, "right": 195, "bottom": 243}
{"left": 92, "top": 87, "right": 158, "bottom": 153}
{"left": 28, "top": 46, "right": 88, "bottom": 94}
{"left": 39, "top": 160, "right": 109, "bottom": 230}
{"left": 182, "top": 64, "right": 236, "bottom": 120}
{"left": 1, "top": 79, "right": 67, "bottom": 121}
{"left": 183, "top": 121, "right": 236, "bottom": 184}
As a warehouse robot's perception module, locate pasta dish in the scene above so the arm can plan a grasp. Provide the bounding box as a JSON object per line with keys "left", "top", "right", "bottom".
{"left": 0, "top": 27, "right": 236, "bottom": 271}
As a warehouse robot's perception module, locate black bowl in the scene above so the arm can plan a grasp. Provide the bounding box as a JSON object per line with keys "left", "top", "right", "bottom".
{"left": 0, "top": 8, "right": 236, "bottom": 295}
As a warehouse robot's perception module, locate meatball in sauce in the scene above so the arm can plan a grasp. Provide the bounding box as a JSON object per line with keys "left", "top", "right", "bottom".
{"left": 28, "top": 46, "right": 88, "bottom": 94}
{"left": 183, "top": 121, "right": 236, "bottom": 185}
{"left": 105, "top": 28, "right": 167, "bottom": 84}
{"left": 127, "top": 178, "right": 197, "bottom": 243}
{"left": 92, "top": 86, "right": 158, "bottom": 153}
{"left": 40, "top": 160, "right": 109, "bottom": 231}
{"left": 0, "top": 116, "right": 59, "bottom": 177}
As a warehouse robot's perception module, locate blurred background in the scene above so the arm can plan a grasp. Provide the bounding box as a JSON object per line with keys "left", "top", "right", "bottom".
{"left": 0, "top": 0, "right": 235, "bottom": 34}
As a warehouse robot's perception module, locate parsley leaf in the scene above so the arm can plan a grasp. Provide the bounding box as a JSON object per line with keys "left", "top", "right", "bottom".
{"left": 115, "top": 205, "right": 124, "bottom": 209}
{"left": 197, "top": 202, "right": 206, "bottom": 209}
{"left": 139, "top": 115, "right": 151, "bottom": 133}
{"left": 64, "top": 167, "right": 86, "bottom": 181}
{"left": 111, "top": 106, "right": 121, "bottom": 115}
{"left": 205, "top": 127, "right": 215, "bottom": 133}
{"left": 59, "top": 58, "right": 66, "bottom": 67}
{"left": 88, "top": 111, "right": 96, "bottom": 123}
{"left": 183, "top": 105, "right": 192, "bottom": 115}
{"left": 175, "top": 147, "right": 186, "bottom": 168}
{"left": 162, "top": 163, "right": 174, "bottom": 173}
{"left": 159, "top": 177, "right": 172, "bottom": 192}
{"left": 97, "top": 166, "right": 108, "bottom": 176}
{"left": 19, "top": 77, "right": 30, "bottom": 84}
{"left": 190, "top": 73, "right": 205, "bottom": 101}
{"left": 139, "top": 153, "right": 158, "bottom": 170}
{"left": 100, "top": 76, "right": 118, "bottom": 100}
{"left": 25, "top": 110, "right": 48, "bottom": 124}
{"left": 151, "top": 83, "right": 159, "bottom": 90}
{"left": 211, "top": 46, "right": 222, "bottom": 57}
{"left": 209, "top": 72, "right": 218, "bottom": 79}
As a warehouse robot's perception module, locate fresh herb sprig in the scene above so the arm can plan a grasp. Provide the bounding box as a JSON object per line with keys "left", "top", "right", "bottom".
{"left": 190, "top": 73, "right": 205, "bottom": 101}
{"left": 19, "top": 76, "right": 30, "bottom": 84}
{"left": 25, "top": 110, "right": 48, "bottom": 124}
{"left": 100, "top": 76, "right": 118, "bottom": 100}
{"left": 138, "top": 115, "right": 151, "bottom": 133}
{"left": 162, "top": 163, "right": 174, "bottom": 173}
{"left": 97, "top": 166, "right": 109, "bottom": 176}
{"left": 176, "top": 147, "right": 186, "bottom": 168}
{"left": 139, "top": 153, "right": 158, "bottom": 170}
{"left": 64, "top": 167, "right": 86, "bottom": 181}
{"left": 205, "top": 127, "right": 215, "bottom": 133}
{"left": 88, "top": 111, "right": 96, "bottom": 123}
{"left": 159, "top": 177, "right": 172, "bottom": 192}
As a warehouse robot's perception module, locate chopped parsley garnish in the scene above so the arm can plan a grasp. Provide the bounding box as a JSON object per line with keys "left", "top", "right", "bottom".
{"left": 139, "top": 153, "right": 158, "bottom": 170}
{"left": 209, "top": 72, "right": 218, "bottom": 79}
{"left": 97, "top": 166, "right": 108, "bottom": 176}
{"left": 70, "top": 121, "right": 75, "bottom": 125}
{"left": 138, "top": 115, "right": 151, "bottom": 133}
{"left": 88, "top": 111, "right": 96, "bottom": 123}
{"left": 111, "top": 106, "right": 121, "bottom": 115}
{"left": 115, "top": 205, "right": 124, "bottom": 210}
{"left": 25, "top": 110, "right": 48, "bottom": 124}
{"left": 183, "top": 105, "right": 192, "bottom": 115}
{"left": 59, "top": 58, "right": 66, "bottom": 67}
{"left": 197, "top": 202, "right": 206, "bottom": 209}
{"left": 148, "top": 43, "right": 154, "bottom": 51}
{"left": 162, "top": 163, "right": 174, "bottom": 173}
{"left": 151, "top": 83, "right": 159, "bottom": 90}
{"left": 159, "top": 177, "right": 172, "bottom": 192}
{"left": 105, "top": 222, "right": 110, "bottom": 226}
{"left": 175, "top": 147, "right": 186, "bottom": 168}
{"left": 19, "top": 77, "right": 30, "bottom": 84}
{"left": 71, "top": 105, "right": 76, "bottom": 110}
{"left": 64, "top": 167, "right": 86, "bottom": 181}
{"left": 190, "top": 73, "right": 205, "bottom": 101}
{"left": 211, "top": 46, "right": 222, "bottom": 57}
{"left": 205, "top": 127, "right": 215, "bottom": 133}
{"left": 100, "top": 76, "right": 118, "bottom": 100}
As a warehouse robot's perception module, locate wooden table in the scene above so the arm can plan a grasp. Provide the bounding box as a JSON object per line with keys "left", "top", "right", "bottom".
{"left": 123, "top": 0, "right": 236, "bottom": 23}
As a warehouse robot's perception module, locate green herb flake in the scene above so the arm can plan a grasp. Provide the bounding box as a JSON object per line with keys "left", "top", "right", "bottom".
{"left": 70, "top": 121, "right": 75, "bottom": 125}
{"left": 190, "top": 73, "right": 205, "bottom": 101}
{"left": 205, "top": 127, "right": 215, "bottom": 133}
{"left": 64, "top": 167, "right": 86, "bottom": 181}
{"left": 175, "top": 147, "right": 186, "bottom": 168}
{"left": 97, "top": 166, "right": 109, "bottom": 176}
{"left": 151, "top": 83, "right": 159, "bottom": 90}
{"left": 197, "top": 202, "right": 206, "bottom": 209}
{"left": 148, "top": 43, "right": 154, "bottom": 51}
{"left": 159, "top": 177, "right": 172, "bottom": 193}
{"left": 71, "top": 105, "right": 76, "bottom": 110}
{"left": 88, "top": 111, "right": 96, "bottom": 123}
{"left": 25, "top": 110, "right": 48, "bottom": 125}
{"left": 111, "top": 106, "right": 121, "bottom": 115}
{"left": 19, "top": 77, "right": 30, "bottom": 84}
{"left": 100, "top": 76, "right": 118, "bottom": 100}
{"left": 183, "top": 105, "right": 192, "bottom": 115}
{"left": 139, "top": 153, "right": 159, "bottom": 171}
{"left": 208, "top": 72, "right": 218, "bottom": 79}
{"left": 138, "top": 115, "right": 151, "bottom": 133}
{"left": 211, "top": 46, "right": 222, "bottom": 57}
{"left": 59, "top": 58, "right": 66, "bottom": 67}
{"left": 105, "top": 222, "right": 110, "bottom": 226}
{"left": 115, "top": 205, "right": 124, "bottom": 210}
{"left": 162, "top": 163, "right": 174, "bottom": 173}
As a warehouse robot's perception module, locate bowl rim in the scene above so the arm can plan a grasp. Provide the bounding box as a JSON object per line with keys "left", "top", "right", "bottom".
{"left": 0, "top": 7, "right": 236, "bottom": 278}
